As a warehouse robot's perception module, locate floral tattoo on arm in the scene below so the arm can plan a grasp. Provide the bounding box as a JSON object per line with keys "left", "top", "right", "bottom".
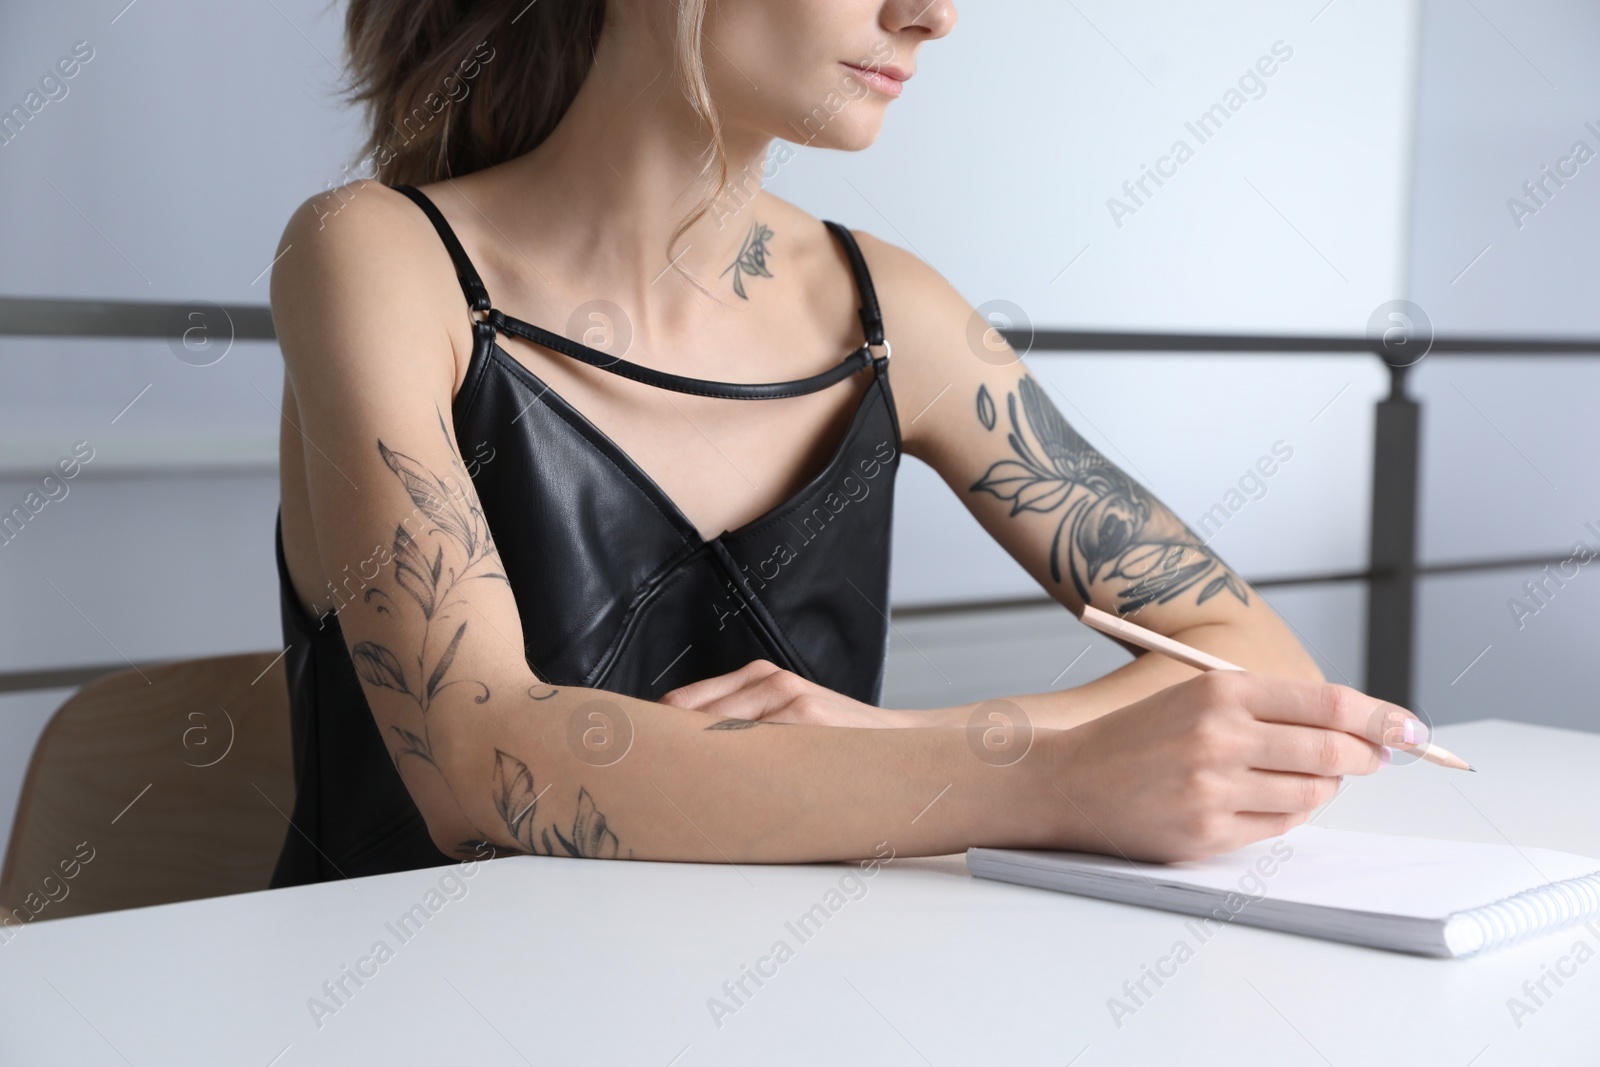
{"left": 455, "top": 749, "right": 627, "bottom": 861}
{"left": 970, "top": 378, "right": 1248, "bottom": 615}
{"left": 351, "top": 407, "right": 504, "bottom": 767}
{"left": 349, "top": 406, "right": 630, "bottom": 859}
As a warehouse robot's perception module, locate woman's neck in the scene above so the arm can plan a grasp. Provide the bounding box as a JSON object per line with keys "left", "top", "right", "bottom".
{"left": 480, "top": 20, "right": 778, "bottom": 329}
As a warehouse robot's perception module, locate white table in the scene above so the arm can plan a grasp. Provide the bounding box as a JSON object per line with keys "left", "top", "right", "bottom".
{"left": 3, "top": 719, "right": 1597, "bottom": 1066}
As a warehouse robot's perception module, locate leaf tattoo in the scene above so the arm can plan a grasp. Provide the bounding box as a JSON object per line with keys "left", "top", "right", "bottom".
{"left": 356, "top": 407, "right": 631, "bottom": 863}
{"left": 360, "top": 407, "right": 501, "bottom": 767}
{"left": 704, "top": 718, "right": 776, "bottom": 730}
{"left": 379, "top": 441, "right": 484, "bottom": 561}
{"left": 353, "top": 642, "right": 410, "bottom": 697}
{"left": 969, "top": 378, "right": 1248, "bottom": 615}
{"left": 977, "top": 384, "right": 997, "bottom": 431}
{"left": 424, "top": 621, "right": 468, "bottom": 701}
{"left": 392, "top": 525, "right": 442, "bottom": 619}
{"left": 389, "top": 726, "right": 435, "bottom": 768}
{"left": 721, "top": 221, "right": 775, "bottom": 300}
{"left": 488, "top": 750, "right": 620, "bottom": 859}
{"left": 492, "top": 748, "right": 541, "bottom": 853}
{"left": 555, "top": 789, "right": 619, "bottom": 859}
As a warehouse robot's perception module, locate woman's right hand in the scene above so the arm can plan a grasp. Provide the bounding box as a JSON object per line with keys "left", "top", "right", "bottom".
{"left": 1044, "top": 671, "right": 1405, "bottom": 863}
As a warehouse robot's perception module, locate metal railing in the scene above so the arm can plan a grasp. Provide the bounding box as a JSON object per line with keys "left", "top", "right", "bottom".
{"left": 4, "top": 297, "right": 1598, "bottom": 704}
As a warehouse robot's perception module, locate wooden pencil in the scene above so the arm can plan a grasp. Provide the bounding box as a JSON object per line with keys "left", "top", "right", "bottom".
{"left": 1077, "top": 605, "right": 1474, "bottom": 772}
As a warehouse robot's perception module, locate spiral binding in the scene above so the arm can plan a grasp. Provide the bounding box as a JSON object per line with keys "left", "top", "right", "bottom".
{"left": 1445, "top": 870, "right": 1600, "bottom": 957}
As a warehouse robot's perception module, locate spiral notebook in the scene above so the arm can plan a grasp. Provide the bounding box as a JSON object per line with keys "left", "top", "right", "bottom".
{"left": 966, "top": 825, "right": 1600, "bottom": 958}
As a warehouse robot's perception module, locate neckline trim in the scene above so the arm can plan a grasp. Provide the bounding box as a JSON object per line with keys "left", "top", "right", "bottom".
{"left": 489, "top": 308, "right": 877, "bottom": 400}
{"left": 467, "top": 337, "right": 895, "bottom": 546}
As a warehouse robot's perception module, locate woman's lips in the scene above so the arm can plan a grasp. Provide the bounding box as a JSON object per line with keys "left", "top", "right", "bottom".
{"left": 842, "top": 62, "right": 906, "bottom": 98}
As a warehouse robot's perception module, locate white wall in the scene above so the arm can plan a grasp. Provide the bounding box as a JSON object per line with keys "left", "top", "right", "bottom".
{"left": 1403, "top": 0, "right": 1600, "bottom": 734}
{"left": 0, "top": 0, "right": 354, "bottom": 469}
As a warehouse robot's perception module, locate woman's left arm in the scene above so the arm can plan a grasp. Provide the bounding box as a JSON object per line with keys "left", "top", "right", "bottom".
{"left": 664, "top": 230, "right": 1321, "bottom": 729}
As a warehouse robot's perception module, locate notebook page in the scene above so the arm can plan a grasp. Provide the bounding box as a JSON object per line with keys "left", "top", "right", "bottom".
{"left": 980, "top": 826, "right": 1600, "bottom": 919}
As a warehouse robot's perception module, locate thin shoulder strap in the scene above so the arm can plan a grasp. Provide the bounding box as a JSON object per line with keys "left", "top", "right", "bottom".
{"left": 822, "top": 220, "right": 886, "bottom": 348}
{"left": 385, "top": 189, "right": 883, "bottom": 400}
{"left": 490, "top": 309, "right": 874, "bottom": 401}
{"left": 392, "top": 184, "right": 492, "bottom": 314}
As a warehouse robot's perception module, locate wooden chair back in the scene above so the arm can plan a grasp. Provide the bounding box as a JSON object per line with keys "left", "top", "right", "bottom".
{"left": 0, "top": 651, "right": 294, "bottom": 927}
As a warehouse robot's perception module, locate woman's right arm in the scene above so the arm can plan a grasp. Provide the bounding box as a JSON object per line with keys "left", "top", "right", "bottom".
{"left": 270, "top": 184, "right": 1391, "bottom": 866}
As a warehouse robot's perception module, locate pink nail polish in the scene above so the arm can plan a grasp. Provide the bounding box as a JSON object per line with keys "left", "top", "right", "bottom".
{"left": 1401, "top": 718, "right": 1429, "bottom": 745}
{"left": 1379, "top": 746, "right": 1392, "bottom": 765}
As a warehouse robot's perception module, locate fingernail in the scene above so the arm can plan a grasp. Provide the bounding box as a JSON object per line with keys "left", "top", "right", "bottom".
{"left": 1379, "top": 746, "right": 1392, "bottom": 765}
{"left": 1401, "top": 718, "right": 1429, "bottom": 745}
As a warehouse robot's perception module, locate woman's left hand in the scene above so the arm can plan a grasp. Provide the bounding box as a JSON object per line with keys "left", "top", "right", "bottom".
{"left": 660, "top": 659, "right": 917, "bottom": 728}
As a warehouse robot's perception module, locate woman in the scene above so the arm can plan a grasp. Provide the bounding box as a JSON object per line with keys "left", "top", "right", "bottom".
{"left": 268, "top": 0, "right": 1412, "bottom": 886}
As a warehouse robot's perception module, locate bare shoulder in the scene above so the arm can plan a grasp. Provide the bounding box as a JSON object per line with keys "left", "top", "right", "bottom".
{"left": 843, "top": 228, "right": 966, "bottom": 322}
{"left": 269, "top": 179, "right": 468, "bottom": 396}
{"left": 818, "top": 225, "right": 992, "bottom": 455}
{"left": 271, "top": 179, "right": 452, "bottom": 303}
{"left": 758, "top": 193, "right": 972, "bottom": 350}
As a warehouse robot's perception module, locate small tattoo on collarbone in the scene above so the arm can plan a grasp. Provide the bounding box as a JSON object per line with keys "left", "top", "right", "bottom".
{"left": 722, "top": 221, "right": 775, "bottom": 300}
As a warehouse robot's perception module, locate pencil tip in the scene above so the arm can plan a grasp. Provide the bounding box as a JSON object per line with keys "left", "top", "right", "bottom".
{"left": 1468, "top": 766, "right": 1477, "bottom": 772}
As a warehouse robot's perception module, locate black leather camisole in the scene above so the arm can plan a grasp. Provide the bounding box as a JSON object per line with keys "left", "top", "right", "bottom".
{"left": 269, "top": 184, "right": 903, "bottom": 886}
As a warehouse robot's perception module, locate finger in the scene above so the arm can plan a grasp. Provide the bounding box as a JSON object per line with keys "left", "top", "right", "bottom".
{"left": 1248, "top": 721, "right": 1383, "bottom": 777}
{"left": 1375, "top": 707, "right": 1433, "bottom": 749}
{"left": 1214, "top": 673, "right": 1426, "bottom": 747}
{"left": 1232, "top": 769, "right": 1342, "bottom": 815}
{"left": 659, "top": 659, "right": 783, "bottom": 709}
{"left": 692, "top": 670, "right": 808, "bottom": 723}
